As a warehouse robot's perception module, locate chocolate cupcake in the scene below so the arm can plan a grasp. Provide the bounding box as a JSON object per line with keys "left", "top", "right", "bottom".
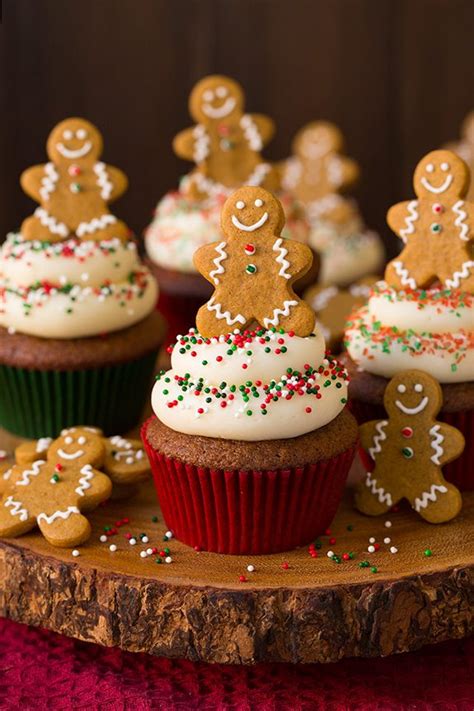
{"left": 343, "top": 149, "right": 474, "bottom": 490}
{"left": 142, "top": 187, "right": 357, "bottom": 554}
{"left": 0, "top": 118, "right": 164, "bottom": 438}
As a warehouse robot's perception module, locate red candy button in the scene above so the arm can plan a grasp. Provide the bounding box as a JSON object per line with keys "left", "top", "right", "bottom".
{"left": 244, "top": 244, "right": 256, "bottom": 255}
{"left": 68, "top": 164, "right": 81, "bottom": 176}
{"left": 401, "top": 427, "right": 413, "bottom": 438}
{"left": 432, "top": 203, "right": 444, "bottom": 214}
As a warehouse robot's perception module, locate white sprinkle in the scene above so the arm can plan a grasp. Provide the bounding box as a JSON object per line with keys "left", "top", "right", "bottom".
{"left": 100, "top": 534, "right": 108, "bottom": 543}
{"left": 109, "top": 544, "right": 117, "bottom": 552}
{"left": 165, "top": 531, "right": 173, "bottom": 539}
{"left": 390, "top": 546, "right": 398, "bottom": 554}
{"left": 368, "top": 545, "right": 375, "bottom": 553}
{"left": 140, "top": 550, "right": 147, "bottom": 558}
{"left": 327, "top": 550, "right": 335, "bottom": 558}
{"left": 369, "top": 537, "right": 376, "bottom": 544}
{"left": 72, "top": 549, "right": 80, "bottom": 557}
{"left": 59, "top": 275, "right": 68, "bottom": 285}
{"left": 81, "top": 273, "right": 89, "bottom": 282}
{"left": 246, "top": 564, "right": 255, "bottom": 573}
{"left": 385, "top": 521, "right": 392, "bottom": 528}
{"left": 7, "top": 326, "right": 16, "bottom": 335}
{"left": 141, "top": 535, "right": 149, "bottom": 543}
{"left": 165, "top": 556, "right": 172, "bottom": 563}
{"left": 126, "top": 457, "right": 134, "bottom": 464}
{"left": 146, "top": 547, "right": 153, "bottom": 555}
{"left": 384, "top": 537, "right": 391, "bottom": 544}
{"left": 129, "top": 537, "right": 137, "bottom": 546}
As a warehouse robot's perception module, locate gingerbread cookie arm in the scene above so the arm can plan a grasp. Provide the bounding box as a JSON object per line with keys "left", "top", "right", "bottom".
{"left": 193, "top": 242, "right": 227, "bottom": 286}
{"left": 173, "top": 127, "right": 198, "bottom": 161}
{"left": 20, "top": 165, "right": 47, "bottom": 203}
{"left": 0, "top": 463, "right": 14, "bottom": 495}
{"left": 282, "top": 241, "right": 314, "bottom": 280}
{"left": 336, "top": 156, "right": 360, "bottom": 191}
{"left": 247, "top": 114, "right": 275, "bottom": 145}
{"left": 431, "top": 423, "right": 465, "bottom": 466}
{"left": 15, "top": 439, "right": 52, "bottom": 466}
{"left": 387, "top": 201, "right": 418, "bottom": 242}
{"left": 78, "top": 467, "right": 112, "bottom": 512}
{"left": 102, "top": 165, "right": 128, "bottom": 202}
{"left": 359, "top": 420, "right": 381, "bottom": 454}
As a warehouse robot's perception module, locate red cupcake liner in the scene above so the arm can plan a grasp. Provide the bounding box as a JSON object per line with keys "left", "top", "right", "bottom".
{"left": 141, "top": 416, "right": 356, "bottom": 555}
{"left": 156, "top": 291, "right": 203, "bottom": 348}
{"left": 350, "top": 400, "right": 474, "bottom": 492}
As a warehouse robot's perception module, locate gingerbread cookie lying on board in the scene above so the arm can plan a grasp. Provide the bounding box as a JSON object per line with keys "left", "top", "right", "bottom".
{"left": 20, "top": 117, "right": 129, "bottom": 243}
{"left": 0, "top": 428, "right": 150, "bottom": 546}
{"left": 173, "top": 75, "right": 280, "bottom": 200}
{"left": 385, "top": 149, "right": 474, "bottom": 293}
{"left": 194, "top": 186, "right": 315, "bottom": 337}
{"left": 304, "top": 276, "right": 378, "bottom": 352}
{"left": 282, "top": 121, "right": 360, "bottom": 225}
{"left": 355, "top": 370, "right": 464, "bottom": 523}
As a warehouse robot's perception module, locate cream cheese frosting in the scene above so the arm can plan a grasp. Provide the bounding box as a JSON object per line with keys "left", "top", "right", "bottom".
{"left": 344, "top": 281, "right": 474, "bottom": 383}
{"left": 152, "top": 327, "right": 349, "bottom": 441}
{"left": 0, "top": 233, "right": 158, "bottom": 338}
{"left": 145, "top": 190, "right": 310, "bottom": 273}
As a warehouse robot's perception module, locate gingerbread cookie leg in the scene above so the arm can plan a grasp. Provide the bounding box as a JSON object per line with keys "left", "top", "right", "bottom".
{"left": 354, "top": 472, "right": 401, "bottom": 517}
{"left": 408, "top": 475, "right": 462, "bottom": 524}
{"left": 21, "top": 213, "right": 68, "bottom": 243}
{"left": 438, "top": 255, "right": 474, "bottom": 291}
{"left": 196, "top": 292, "right": 248, "bottom": 336}
{"left": 79, "top": 217, "right": 130, "bottom": 243}
{"left": 259, "top": 293, "right": 315, "bottom": 334}
{"left": 37, "top": 509, "right": 92, "bottom": 547}
{"left": 384, "top": 244, "right": 436, "bottom": 290}
{"left": 0, "top": 498, "right": 37, "bottom": 538}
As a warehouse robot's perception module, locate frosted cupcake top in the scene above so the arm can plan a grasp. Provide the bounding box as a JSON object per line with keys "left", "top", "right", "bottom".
{"left": 0, "top": 234, "right": 157, "bottom": 339}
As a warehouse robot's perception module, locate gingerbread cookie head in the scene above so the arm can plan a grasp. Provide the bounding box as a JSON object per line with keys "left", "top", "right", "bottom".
{"left": 355, "top": 369, "right": 464, "bottom": 524}
{"left": 413, "top": 150, "right": 469, "bottom": 201}
{"left": 292, "top": 121, "right": 343, "bottom": 160}
{"left": 220, "top": 186, "right": 285, "bottom": 240}
{"left": 383, "top": 370, "right": 442, "bottom": 422}
{"left": 103, "top": 435, "right": 150, "bottom": 486}
{"left": 46, "top": 117, "right": 103, "bottom": 167}
{"left": 194, "top": 186, "right": 316, "bottom": 337}
{"left": 189, "top": 75, "right": 244, "bottom": 124}
{"left": 47, "top": 428, "right": 105, "bottom": 469}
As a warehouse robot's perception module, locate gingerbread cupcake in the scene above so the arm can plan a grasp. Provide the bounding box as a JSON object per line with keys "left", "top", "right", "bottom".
{"left": 343, "top": 150, "right": 474, "bottom": 490}
{"left": 282, "top": 121, "right": 384, "bottom": 287}
{"left": 144, "top": 75, "right": 315, "bottom": 339}
{"left": 0, "top": 118, "right": 164, "bottom": 438}
{"left": 142, "top": 187, "right": 358, "bottom": 555}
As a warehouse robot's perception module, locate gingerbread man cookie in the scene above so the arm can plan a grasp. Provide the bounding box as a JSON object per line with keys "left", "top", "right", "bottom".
{"left": 355, "top": 370, "right": 464, "bottom": 524}
{"left": 282, "top": 121, "right": 360, "bottom": 224}
{"left": 173, "top": 75, "right": 280, "bottom": 200}
{"left": 385, "top": 150, "right": 474, "bottom": 293}
{"left": 304, "top": 276, "right": 378, "bottom": 352}
{"left": 0, "top": 428, "right": 112, "bottom": 546}
{"left": 194, "top": 187, "right": 315, "bottom": 337}
{"left": 445, "top": 112, "right": 474, "bottom": 202}
{"left": 20, "top": 117, "right": 129, "bottom": 243}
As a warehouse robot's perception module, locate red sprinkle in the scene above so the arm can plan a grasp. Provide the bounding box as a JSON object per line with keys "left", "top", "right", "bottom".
{"left": 239, "top": 575, "right": 247, "bottom": 583}
{"left": 281, "top": 562, "right": 289, "bottom": 570}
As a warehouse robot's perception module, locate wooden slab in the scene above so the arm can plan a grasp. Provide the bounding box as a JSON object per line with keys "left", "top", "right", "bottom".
{"left": 0, "top": 428, "right": 473, "bottom": 664}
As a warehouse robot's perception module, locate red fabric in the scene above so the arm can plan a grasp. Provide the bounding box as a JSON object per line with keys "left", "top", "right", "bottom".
{"left": 142, "top": 416, "right": 355, "bottom": 554}
{"left": 0, "top": 619, "right": 473, "bottom": 710}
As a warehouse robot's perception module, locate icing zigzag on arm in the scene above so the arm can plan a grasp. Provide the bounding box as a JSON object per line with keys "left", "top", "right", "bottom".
{"left": 39, "top": 163, "right": 59, "bottom": 201}
{"left": 209, "top": 242, "right": 228, "bottom": 285}
{"left": 429, "top": 424, "right": 444, "bottom": 465}
{"left": 75, "top": 464, "right": 94, "bottom": 496}
{"left": 240, "top": 115, "right": 263, "bottom": 151}
{"left": 94, "top": 162, "right": 113, "bottom": 200}
{"left": 16, "top": 460, "right": 46, "bottom": 486}
{"left": 273, "top": 238, "right": 291, "bottom": 279}
{"left": 452, "top": 200, "right": 469, "bottom": 241}
{"left": 400, "top": 200, "right": 419, "bottom": 243}
{"left": 368, "top": 420, "right": 388, "bottom": 460}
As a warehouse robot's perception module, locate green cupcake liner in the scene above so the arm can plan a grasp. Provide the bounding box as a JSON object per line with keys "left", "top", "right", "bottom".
{"left": 0, "top": 351, "right": 157, "bottom": 438}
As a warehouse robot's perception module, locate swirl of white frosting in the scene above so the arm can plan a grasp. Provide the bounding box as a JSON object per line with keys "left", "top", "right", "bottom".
{"left": 152, "top": 328, "right": 349, "bottom": 441}
{"left": 0, "top": 233, "right": 158, "bottom": 338}
{"left": 145, "top": 190, "right": 310, "bottom": 273}
{"left": 344, "top": 281, "right": 474, "bottom": 383}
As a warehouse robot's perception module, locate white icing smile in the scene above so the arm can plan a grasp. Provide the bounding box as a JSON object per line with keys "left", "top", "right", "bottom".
{"left": 231, "top": 212, "right": 268, "bottom": 232}
{"left": 56, "top": 141, "right": 92, "bottom": 159}
{"left": 420, "top": 175, "right": 453, "bottom": 194}
{"left": 202, "top": 98, "right": 236, "bottom": 119}
{"left": 395, "top": 397, "right": 429, "bottom": 415}
{"left": 57, "top": 448, "right": 84, "bottom": 460}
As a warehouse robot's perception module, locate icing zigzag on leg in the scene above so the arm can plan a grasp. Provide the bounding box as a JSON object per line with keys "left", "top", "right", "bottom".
{"left": 365, "top": 472, "right": 393, "bottom": 507}
{"left": 263, "top": 300, "right": 298, "bottom": 328}
{"left": 414, "top": 484, "right": 448, "bottom": 512}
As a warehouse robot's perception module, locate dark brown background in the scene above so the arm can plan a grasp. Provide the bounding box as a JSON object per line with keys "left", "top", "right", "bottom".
{"left": 1, "top": 0, "right": 473, "bottom": 256}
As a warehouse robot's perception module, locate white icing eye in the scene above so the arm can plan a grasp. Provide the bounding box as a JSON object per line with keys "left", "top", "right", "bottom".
{"left": 397, "top": 384, "right": 406, "bottom": 393}
{"left": 216, "top": 86, "right": 228, "bottom": 98}
{"left": 63, "top": 130, "right": 73, "bottom": 140}
{"left": 77, "top": 436, "right": 86, "bottom": 445}
{"left": 426, "top": 163, "right": 434, "bottom": 173}
{"left": 76, "top": 129, "right": 87, "bottom": 139}
{"left": 236, "top": 200, "right": 245, "bottom": 209}
{"left": 65, "top": 436, "right": 73, "bottom": 444}
{"left": 414, "top": 383, "right": 423, "bottom": 392}
{"left": 254, "top": 199, "right": 264, "bottom": 207}
{"left": 440, "top": 162, "right": 449, "bottom": 171}
{"left": 203, "top": 90, "right": 214, "bottom": 102}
